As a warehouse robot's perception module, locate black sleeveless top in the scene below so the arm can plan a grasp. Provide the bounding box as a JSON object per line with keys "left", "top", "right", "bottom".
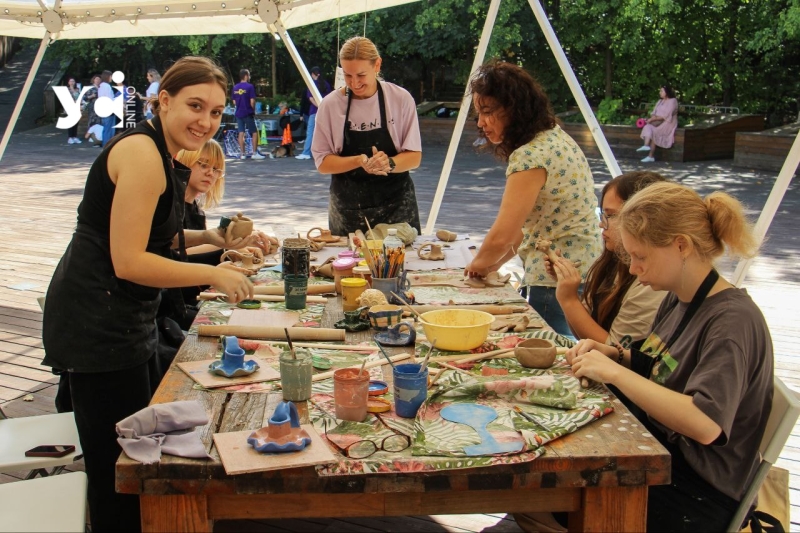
{"left": 43, "top": 117, "right": 190, "bottom": 373}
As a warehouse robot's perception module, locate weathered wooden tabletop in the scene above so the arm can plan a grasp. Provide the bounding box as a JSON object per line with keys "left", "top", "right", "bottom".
{"left": 116, "top": 296, "right": 670, "bottom": 532}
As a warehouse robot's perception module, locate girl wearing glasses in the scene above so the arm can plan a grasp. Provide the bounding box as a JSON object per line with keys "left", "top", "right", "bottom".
{"left": 544, "top": 172, "right": 667, "bottom": 347}
{"left": 569, "top": 182, "right": 772, "bottom": 531}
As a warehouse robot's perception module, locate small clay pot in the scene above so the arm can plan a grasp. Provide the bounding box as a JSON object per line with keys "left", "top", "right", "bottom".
{"left": 227, "top": 212, "right": 254, "bottom": 241}
{"left": 436, "top": 229, "right": 458, "bottom": 242}
{"left": 418, "top": 242, "right": 445, "bottom": 261}
{"left": 307, "top": 227, "right": 342, "bottom": 243}
{"left": 368, "top": 304, "right": 403, "bottom": 330}
{"left": 514, "top": 338, "right": 557, "bottom": 369}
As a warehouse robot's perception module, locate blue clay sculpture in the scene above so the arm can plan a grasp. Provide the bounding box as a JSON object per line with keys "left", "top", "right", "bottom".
{"left": 209, "top": 336, "right": 260, "bottom": 378}
{"left": 374, "top": 322, "right": 416, "bottom": 347}
{"left": 247, "top": 401, "right": 312, "bottom": 453}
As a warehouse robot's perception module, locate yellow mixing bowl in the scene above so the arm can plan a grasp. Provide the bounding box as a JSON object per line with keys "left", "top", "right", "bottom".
{"left": 419, "top": 309, "right": 495, "bottom": 351}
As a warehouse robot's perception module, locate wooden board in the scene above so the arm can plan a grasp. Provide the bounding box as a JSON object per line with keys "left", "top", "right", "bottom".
{"left": 213, "top": 424, "right": 336, "bottom": 475}
{"left": 227, "top": 308, "right": 302, "bottom": 329}
{"left": 176, "top": 358, "right": 280, "bottom": 389}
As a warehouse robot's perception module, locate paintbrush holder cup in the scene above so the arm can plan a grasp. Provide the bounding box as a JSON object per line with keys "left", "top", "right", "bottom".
{"left": 371, "top": 277, "right": 410, "bottom": 305}
{"left": 279, "top": 350, "right": 313, "bottom": 401}
{"left": 393, "top": 363, "right": 428, "bottom": 418}
{"left": 284, "top": 275, "right": 309, "bottom": 310}
{"left": 333, "top": 368, "right": 369, "bottom": 422}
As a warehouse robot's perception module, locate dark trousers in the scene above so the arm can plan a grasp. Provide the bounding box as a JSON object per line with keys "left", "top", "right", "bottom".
{"left": 67, "top": 124, "right": 78, "bottom": 138}
{"left": 68, "top": 356, "right": 163, "bottom": 532}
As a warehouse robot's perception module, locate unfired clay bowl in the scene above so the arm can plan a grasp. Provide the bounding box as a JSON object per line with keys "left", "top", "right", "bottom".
{"left": 514, "top": 338, "right": 557, "bottom": 369}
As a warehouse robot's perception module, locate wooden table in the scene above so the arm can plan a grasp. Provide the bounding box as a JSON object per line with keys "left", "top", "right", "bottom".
{"left": 116, "top": 297, "right": 670, "bottom": 532}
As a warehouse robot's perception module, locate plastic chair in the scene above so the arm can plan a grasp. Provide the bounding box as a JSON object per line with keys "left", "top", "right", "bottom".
{"left": 0, "top": 406, "right": 83, "bottom": 479}
{"left": 728, "top": 377, "right": 800, "bottom": 532}
{"left": 0, "top": 471, "right": 87, "bottom": 532}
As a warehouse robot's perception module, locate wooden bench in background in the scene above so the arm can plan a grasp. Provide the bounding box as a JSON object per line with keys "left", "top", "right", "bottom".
{"left": 734, "top": 124, "right": 799, "bottom": 175}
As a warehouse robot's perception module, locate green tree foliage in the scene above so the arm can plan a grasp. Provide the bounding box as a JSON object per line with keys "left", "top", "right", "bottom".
{"left": 42, "top": 0, "right": 799, "bottom": 126}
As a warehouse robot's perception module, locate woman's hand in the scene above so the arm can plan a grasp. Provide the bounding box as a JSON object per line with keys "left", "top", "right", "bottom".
{"left": 551, "top": 253, "right": 582, "bottom": 303}
{"left": 464, "top": 259, "right": 492, "bottom": 279}
{"left": 364, "top": 146, "right": 390, "bottom": 176}
{"left": 571, "top": 349, "right": 622, "bottom": 384}
{"left": 216, "top": 262, "right": 251, "bottom": 275}
{"left": 202, "top": 228, "right": 246, "bottom": 250}
{"left": 565, "top": 338, "right": 617, "bottom": 365}
{"left": 210, "top": 267, "right": 254, "bottom": 304}
{"left": 242, "top": 231, "right": 277, "bottom": 255}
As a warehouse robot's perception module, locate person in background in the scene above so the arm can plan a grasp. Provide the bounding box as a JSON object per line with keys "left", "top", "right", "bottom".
{"left": 98, "top": 70, "right": 116, "bottom": 147}
{"left": 231, "top": 68, "right": 265, "bottom": 160}
{"left": 43, "top": 56, "right": 256, "bottom": 532}
{"left": 545, "top": 171, "right": 667, "bottom": 347}
{"left": 463, "top": 60, "right": 602, "bottom": 336}
{"left": 296, "top": 66, "right": 331, "bottom": 160}
{"left": 140, "top": 68, "right": 161, "bottom": 119}
{"left": 313, "top": 36, "right": 422, "bottom": 236}
{"left": 65, "top": 76, "right": 82, "bottom": 145}
{"left": 637, "top": 84, "right": 678, "bottom": 163}
{"left": 569, "top": 181, "right": 772, "bottom": 532}
{"left": 84, "top": 123, "right": 104, "bottom": 145}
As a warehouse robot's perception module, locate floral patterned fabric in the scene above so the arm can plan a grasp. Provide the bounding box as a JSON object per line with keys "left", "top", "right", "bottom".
{"left": 311, "top": 330, "right": 613, "bottom": 476}
{"left": 407, "top": 269, "right": 527, "bottom": 305}
{"left": 507, "top": 125, "right": 602, "bottom": 287}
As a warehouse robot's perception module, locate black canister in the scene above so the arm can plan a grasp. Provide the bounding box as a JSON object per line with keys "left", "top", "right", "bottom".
{"left": 281, "top": 238, "right": 311, "bottom": 279}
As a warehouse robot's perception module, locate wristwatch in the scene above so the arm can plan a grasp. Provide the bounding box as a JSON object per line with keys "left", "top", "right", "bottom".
{"left": 388, "top": 157, "right": 396, "bottom": 172}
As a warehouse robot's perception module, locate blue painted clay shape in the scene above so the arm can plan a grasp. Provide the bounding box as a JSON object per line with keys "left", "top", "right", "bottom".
{"left": 374, "top": 322, "right": 416, "bottom": 347}
{"left": 209, "top": 336, "right": 260, "bottom": 378}
{"left": 247, "top": 401, "right": 312, "bottom": 453}
{"left": 440, "top": 403, "right": 524, "bottom": 456}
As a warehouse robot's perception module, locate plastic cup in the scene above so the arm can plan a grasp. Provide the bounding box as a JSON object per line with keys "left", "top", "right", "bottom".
{"left": 279, "top": 349, "right": 312, "bottom": 401}
{"left": 393, "top": 363, "right": 428, "bottom": 418}
{"left": 333, "top": 368, "right": 369, "bottom": 422}
{"left": 284, "top": 274, "right": 308, "bottom": 310}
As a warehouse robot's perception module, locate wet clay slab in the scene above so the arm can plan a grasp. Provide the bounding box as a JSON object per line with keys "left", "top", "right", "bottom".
{"left": 213, "top": 424, "right": 336, "bottom": 475}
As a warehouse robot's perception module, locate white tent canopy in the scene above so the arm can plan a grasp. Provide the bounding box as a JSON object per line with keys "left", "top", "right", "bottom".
{"left": 1, "top": 0, "right": 796, "bottom": 287}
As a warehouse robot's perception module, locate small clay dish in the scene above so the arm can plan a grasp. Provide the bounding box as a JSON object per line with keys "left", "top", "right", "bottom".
{"left": 237, "top": 299, "right": 262, "bottom": 309}
{"left": 209, "top": 359, "right": 260, "bottom": 378}
{"left": 312, "top": 355, "right": 332, "bottom": 370}
{"left": 514, "top": 338, "right": 557, "bottom": 369}
{"left": 368, "top": 380, "right": 389, "bottom": 396}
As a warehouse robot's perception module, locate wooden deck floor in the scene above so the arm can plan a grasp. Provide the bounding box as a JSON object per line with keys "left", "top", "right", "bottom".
{"left": 1, "top": 126, "right": 799, "bottom": 531}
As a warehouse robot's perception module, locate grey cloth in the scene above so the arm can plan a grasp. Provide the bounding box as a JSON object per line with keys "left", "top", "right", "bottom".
{"left": 116, "top": 400, "right": 212, "bottom": 464}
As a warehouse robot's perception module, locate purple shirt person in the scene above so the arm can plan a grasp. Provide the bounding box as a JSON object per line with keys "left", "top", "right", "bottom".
{"left": 297, "top": 66, "right": 331, "bottom": 160}
{"left": 231, "top": 69, "right": 264, "bottom": 159}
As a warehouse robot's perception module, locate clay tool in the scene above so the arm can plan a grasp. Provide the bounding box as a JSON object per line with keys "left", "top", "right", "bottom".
{"left": 391, "top": 291, "right": 425, "bottom": 322}
{"left": 418, "top": 338, "right": 436, "bottom": 374}
{"left": 197, "top": 325, "right": 345, "bottom": 342}
{"left": 513, "top": 405, "right": 554, "bottom": 433}
{"left": 428, "top": 361, "right": 474, "bottom": 388}
{"left": 358, "top": 358, "right": 367, "bottom": 377}
{"left": 374, "top": 340, "right": 396, "bottom": 369}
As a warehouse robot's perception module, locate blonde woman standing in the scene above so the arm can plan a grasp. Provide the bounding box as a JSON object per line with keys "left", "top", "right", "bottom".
{"left": 312, "top": 36, "right": 422, "bottom": 235}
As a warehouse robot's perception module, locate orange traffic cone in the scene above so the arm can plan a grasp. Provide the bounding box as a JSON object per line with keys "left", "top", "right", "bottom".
{"left": 281, "top": 124, "right": 293, "bottom": 146}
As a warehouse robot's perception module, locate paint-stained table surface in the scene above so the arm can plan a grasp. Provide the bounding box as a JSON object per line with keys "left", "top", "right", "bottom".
{"left": 116, "top": 296, "right": 670, "bottom": 533}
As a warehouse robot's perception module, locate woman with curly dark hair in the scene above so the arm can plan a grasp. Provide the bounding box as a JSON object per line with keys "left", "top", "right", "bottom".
{"left": 464, "top": 61, "right": 602, "bottom": 336}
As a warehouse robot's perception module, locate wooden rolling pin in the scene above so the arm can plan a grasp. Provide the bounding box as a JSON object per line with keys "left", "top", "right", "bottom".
{"left": 197, "top": 293, "right": 328, "bottom": 303}
{"left": 253, "top": 283, "right": 336, "bottom": 295}
{"left": 196, "top": 325, "right": 345, "bottom": 341}
{"left": 311, "top": 353, "right": 412, "bottom": 382}
{"left": 404, "top": 304, "right": 528, "bottom": 316}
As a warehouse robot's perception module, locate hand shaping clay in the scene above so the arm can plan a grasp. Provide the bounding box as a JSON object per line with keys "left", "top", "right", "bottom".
{"left": 534, "top": 238, "right": 582, "bottom": 268}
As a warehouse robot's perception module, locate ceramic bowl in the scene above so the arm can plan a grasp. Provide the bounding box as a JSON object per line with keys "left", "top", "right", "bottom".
{"left": 419, "top": 309, "right": 495, "bottom": 351}
{"left": 368, "top": 304, "right": 404, "bottom": 330}
{"left": 514, "top": 338, "right": 557, "bottom": 369}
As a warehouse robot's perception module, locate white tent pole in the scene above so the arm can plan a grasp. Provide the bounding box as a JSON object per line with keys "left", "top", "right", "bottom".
{"left": 271, "top": 21, "right": 323, "bottom": 107}
{"left": 423, "top": 0, "right": 503, "bottom": 235}
{"left": 0, "top": 34, "right": 49, "bottom": 164}
{"left": 527, "top": 0, "right": 622, "bottom": 178}
{"left": 730, "top": 130, "right": 800, "bottom": 287}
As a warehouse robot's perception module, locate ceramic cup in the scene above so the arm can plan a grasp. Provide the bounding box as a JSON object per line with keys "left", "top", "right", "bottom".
{"left": 333, "top": 368, "right": 369, "bottom": 422}
{"left": 393, "top": 363, "right": 428, "bottom": 418}
{"left": 279, "top": 349, "right": 313, "bottom": 401}
{"left": 371, "top": 276, "right": 411, "bottom": 304}
{"left": 284, "top": 274, "right": 309, "bottom": 310}
{"left": 367, "top": 304, "right": 404, "bottom": 330}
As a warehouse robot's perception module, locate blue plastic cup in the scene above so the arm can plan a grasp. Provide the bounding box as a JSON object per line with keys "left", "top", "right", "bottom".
{"left": 393, "top": 363, "right": 428, "bottom": 418}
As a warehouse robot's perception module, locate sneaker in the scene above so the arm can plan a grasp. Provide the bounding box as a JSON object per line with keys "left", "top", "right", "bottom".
{"left": 67, "top": 138, "right": 74, "bottom": 144}
{"left": 295, "top": 154, "right": 311, "bottom": 160}
{"left": 636, "top": 145, "right": 650, "bottom": 152}
{"left": 641, "top": 156, "right": 655, "bottom": 163}
{"left": 251, "top": 152, "right": 266, "bottom": 160}
{"left": 73, "top": 138, "right": 81, "bottom": 144}
{"left": 297, "top": 139, "right": 305, "bottom": 144}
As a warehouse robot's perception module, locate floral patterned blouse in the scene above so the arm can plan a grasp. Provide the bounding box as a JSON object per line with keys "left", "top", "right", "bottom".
{"left": 507, "top": 125, "right": 602, "bottom": 287}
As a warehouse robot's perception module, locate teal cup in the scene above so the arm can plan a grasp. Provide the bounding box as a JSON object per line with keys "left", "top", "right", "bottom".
{"left": 284, "top": 275, "right": 308, "bottom": 309}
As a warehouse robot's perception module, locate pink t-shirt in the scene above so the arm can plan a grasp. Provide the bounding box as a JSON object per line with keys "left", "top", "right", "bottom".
{"left": 311, "top": 81, "right": 421, "bottom": 168}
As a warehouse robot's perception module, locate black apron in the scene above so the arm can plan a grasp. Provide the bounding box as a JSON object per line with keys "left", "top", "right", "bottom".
{"left": 43, "top": 116, "right": 190, "bottom": 374}
{"left": 329, "top": 82, "right": 420, "bottom": 236}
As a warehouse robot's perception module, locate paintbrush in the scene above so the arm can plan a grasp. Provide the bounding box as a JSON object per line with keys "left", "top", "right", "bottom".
{"left": 391, "top": 291, "right": 425, "bottom": 322}
{"left": 513, "top": 405, "right": 554, "bottom": 433}
{"left": 428, "top": 361, "right": 474, "bottom": 388}
{"left": 358, "top": 358, "right": 367, "bottom": 377}
{"left": 364, "top": 216, "right": 375, "bottom": 242}
{"left": 418, "top": 338, "right": 436, "bottom": 374}
{"left": 374, "top": 338, "right": 396, "bottom": 368}
{"left": 355, "top": 229, "right": 378, "bottom": 277}
{"left": 284, "top": 328, "right": 296, "bottom": 359}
